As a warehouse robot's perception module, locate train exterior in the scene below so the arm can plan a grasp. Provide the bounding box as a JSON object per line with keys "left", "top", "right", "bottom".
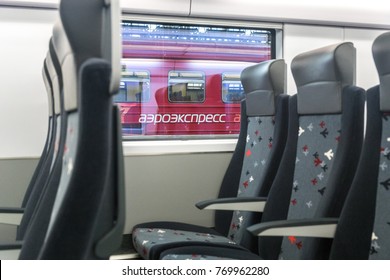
{"left": 116, "top": 22, "right": 275, "bottom": 137}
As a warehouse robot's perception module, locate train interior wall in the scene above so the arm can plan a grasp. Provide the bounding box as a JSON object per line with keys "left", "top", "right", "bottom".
{"left": 0, "top": 4, "right": 388, "bottom": 242}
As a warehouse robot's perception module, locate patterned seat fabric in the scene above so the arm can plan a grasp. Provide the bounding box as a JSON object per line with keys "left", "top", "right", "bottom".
{"left": 257, "top": 42, "right": 365, "bottom": 260}
{"left": 367, "top": 32, "right": 390, "bottom": 260}
{"left": 228, "top": 116, "right": 276, "bottom": 243}
{"left": 330, "top": 31, "right": 390, "bottom": 260}
{"left": 160, "top": 245, "right": 260, "bottom": 260}
{"left": 133, "top": 228, "right": 238, "bottom": 259}
{"left": 159, "top": 42, "right": 365, "bottom": 261}
{"left": 371, "top": 111, "right": 390, "bottom": 259}
{"left": 132, "top": 59, "right": 290, "bottom": 259}
{"left": 278, "top": 114, "right": 342, "bottom": 258}
{"left": 19, "top": 0, "right": 124, "bottom": 260}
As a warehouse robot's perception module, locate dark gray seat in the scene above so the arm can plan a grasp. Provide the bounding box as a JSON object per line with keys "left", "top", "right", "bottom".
{"left": 329, "top": 31, "right": 390, "bottom": 260}
{"left": 131, "top": 59, "right": 290, "bottom": 259}
{"left": 0, "top": 43, "right": 64, "bottom": 251}
{"left": 250, "top": 42, "right": 365, "bottom": 260}
{"left": 28, "top": 0, "right": 124, "bottom": 260}
{"left": 15, "top": 41, "right": 66, "bottom": 243}
{"left": 161, "top": 42, "right": 365, "bottom": 260}
{"left": 0, "top": 0, "right": 124, "bottom": 260}
{"left": 0, "top": 46, "right": 59, "bottom": 234}
{"left": 21, "top": 58, "right": 57, "bottom": 210}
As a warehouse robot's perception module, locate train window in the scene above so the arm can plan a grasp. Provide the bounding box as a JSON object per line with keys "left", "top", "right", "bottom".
{"left": 221, "top": 73, "right": 245, "bottom": 103}
{"left": 114, "top": 71, "right": 150, "bottom": 103}
{"left": 168, "top": 71, "right": 205, "bottom": 103}
{"left": 119, "top": 20, "right": 276, "bottom": 138}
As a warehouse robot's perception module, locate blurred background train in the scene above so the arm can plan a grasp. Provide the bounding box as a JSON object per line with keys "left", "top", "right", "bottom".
{"left": 118, "top": 21, "right": 273, "bottom": 136}
{"left": 0, "top": 0, "right": 389, "bottom": 258}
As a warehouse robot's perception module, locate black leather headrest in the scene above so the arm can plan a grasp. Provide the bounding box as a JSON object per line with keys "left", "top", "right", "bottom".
{"left": 372, "top": 32, "right": 390, "bottom": 112}
{"left": 292, "top": 42, "right": 356, "bottom": 115}
{"left": 241, "top": 59, "right": 286, "bottom": 116}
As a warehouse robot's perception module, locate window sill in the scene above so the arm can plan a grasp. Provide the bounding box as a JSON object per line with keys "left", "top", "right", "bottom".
{"left": 122, "top": 138, "right": 238, "bottom": 156}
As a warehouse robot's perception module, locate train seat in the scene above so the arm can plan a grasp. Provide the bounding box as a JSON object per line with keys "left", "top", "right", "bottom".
{"left": 13, "top": 0, "right": 124, "bottom": 259}
{"left": 131, "top": 59, "right": 290, "bottom": 259}
{"left": 19, "top": 58, "right": 57, "bottom": 213}
{"left": 328, "top": 31, "right": 390, "bottom": 259}
{"left": 15, "top": 41, "right": 67, "bottom": 243}
{"left": 245, "top": 42, "right": 365, "bottom": 260}
{"left": 232, "top": 35, "right": 390, "bottom": 261}
{"left": 0, "top": 42, "right": 64, "bottom": 248}
{"left": 0, "top": 53, "right": 56, "bottom": 229}
{"left": 161, "top": 42, "right": 365, "bottom": 260}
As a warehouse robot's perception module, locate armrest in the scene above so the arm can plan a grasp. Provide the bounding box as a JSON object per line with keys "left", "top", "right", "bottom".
{"left": 196, "top": 197, "right": 267, "bottom": 212}
{"left": 0, "top": 207, "right": 24, "bottom": 226}
{"left": 247, "top": 218, "right": 338, "bottom": 238}
{"left": 0, "top": 207, "right": 24, "bottom": 214}
{"left": 0, "top": 241, "right": 22, "bottom": 260}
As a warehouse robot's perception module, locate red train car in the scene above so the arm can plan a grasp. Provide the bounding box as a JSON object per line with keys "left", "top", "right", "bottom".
{"left": 116, "top": 22, "right": 274, "bottom": 136}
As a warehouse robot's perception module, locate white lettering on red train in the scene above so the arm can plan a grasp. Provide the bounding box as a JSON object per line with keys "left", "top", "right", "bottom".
{"left": 139, "top": 113, "right": 227, "bottom": 125}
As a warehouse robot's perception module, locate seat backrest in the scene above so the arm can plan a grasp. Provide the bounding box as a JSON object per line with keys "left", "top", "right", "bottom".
{"left": 330, "top": 31, "right": 390, "bottom": 260}
{"left": 20, "top": 58, "right": 56, "bottom": 209}
{"left": 258, "top": 42, "right": 365, "bottom": 260}
{"left": 36, "top": 0, "right": 124, "bottom": 260}
{"left": 215, "top": 59, "right": 289, "bottom": 252}
{"left": 16, "top": 41, "right": 65, "bottom": 241}
{"left": 19, "top": 0, "right": 123, "bottom": 260}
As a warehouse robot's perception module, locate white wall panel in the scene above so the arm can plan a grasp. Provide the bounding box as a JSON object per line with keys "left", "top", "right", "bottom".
{"left": 0, "top": 8, "right": 57, "bottom": 158}
{"left": 0, "top": 0, "right": 191, "bottom": 16}
{"left": 1, "top": 1, "right": 389, "bottom": 28}
{"left": 123, "top": 153, "right": 231, "bottom": 233}
{"left": 283, "top": 24, "right": 344, "bottom": 94}
{"left": 121, "top": 0, "right": 190, "bottom": 16}
{"left": 191, "top": 0, "right": 390, "bottom": 29}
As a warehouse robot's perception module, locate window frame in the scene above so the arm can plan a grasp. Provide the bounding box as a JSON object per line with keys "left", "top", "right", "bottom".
{"left": 167, "top": 70, "right": 206, "bottom": 104}
{"left": 221, "top": 72, "right": 245, "bottom": 104}
{"left": 119, "top": 14, "right": 282, "bottom": 142}
{"left": 115, "top": 70, "right": 151, "bottom": 103}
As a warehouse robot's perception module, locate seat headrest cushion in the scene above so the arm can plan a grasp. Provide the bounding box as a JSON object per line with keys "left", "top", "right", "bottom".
{"left": 241, "top": 59, "right": 286, "bottom": 116}
{"left": 292, "top": 42, "right": 356, "bottom": 115}
{"left": 59, "top": 0, "right": 103, "bottom": 67}
{"left": 372, "top": 32, "right": 390, "bottom": 112}
{"left": 54, "top": 0, "right": 121, "bottom": 111}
